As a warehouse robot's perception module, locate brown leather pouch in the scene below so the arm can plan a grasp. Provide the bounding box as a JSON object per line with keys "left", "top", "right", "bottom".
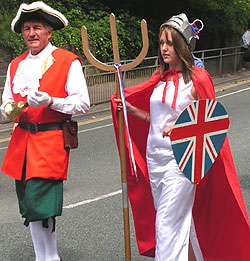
{"left": 62, "top": 119, "right": 78, "bottom": 149}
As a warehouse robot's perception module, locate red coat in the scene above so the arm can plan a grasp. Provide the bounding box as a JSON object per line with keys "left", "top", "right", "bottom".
{"left": 111, "top": 67, "right": 250, "bottom": 260}
{"left": 1, "top": 48, "right": 80, "bottom": 181}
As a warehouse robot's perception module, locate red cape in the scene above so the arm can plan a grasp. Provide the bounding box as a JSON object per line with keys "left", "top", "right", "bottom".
{"left": 111, "top": 67, "right": 250, "bottom": 260}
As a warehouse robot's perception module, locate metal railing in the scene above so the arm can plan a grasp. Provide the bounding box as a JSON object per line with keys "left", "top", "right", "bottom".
{"left": 0, "top": 45, "right": 248, "bottom": 123}
{"left": 82, "top": 46, "right": 246, "bottom": 105}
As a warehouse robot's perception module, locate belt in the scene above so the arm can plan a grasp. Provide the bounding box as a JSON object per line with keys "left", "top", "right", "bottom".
{"left": 18, "top": 121, "right": 63, "bottom": 134}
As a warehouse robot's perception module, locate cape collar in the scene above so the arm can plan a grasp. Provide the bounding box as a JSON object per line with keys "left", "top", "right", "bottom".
{"left": 161, "top": 69, "right": 182, "bottom": 109}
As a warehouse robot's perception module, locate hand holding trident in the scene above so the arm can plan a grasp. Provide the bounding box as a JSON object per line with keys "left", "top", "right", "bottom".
{"left": 81, "top": 13, "right": 149, "bottom": 260}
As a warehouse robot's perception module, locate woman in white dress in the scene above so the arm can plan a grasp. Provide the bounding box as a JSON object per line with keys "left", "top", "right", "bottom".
{"left": 115, "top": 13, "right": 203, "bottom": 261}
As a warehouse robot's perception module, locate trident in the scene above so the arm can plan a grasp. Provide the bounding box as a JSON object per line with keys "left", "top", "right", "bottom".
{"left": 81, "top": 13, "right": 149, "bottom": 260}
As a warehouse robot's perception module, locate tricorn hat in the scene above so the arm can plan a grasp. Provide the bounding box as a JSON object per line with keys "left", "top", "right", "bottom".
{"left": 11, "top": 1, "right": 68, "bottom": 33}
{"left": 161, "top": 13, "right": 203, "bottom": 51}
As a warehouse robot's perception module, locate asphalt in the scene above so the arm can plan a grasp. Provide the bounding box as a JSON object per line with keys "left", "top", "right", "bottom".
{"left": 0, "top": 68, "right": 250, "bottom": 139}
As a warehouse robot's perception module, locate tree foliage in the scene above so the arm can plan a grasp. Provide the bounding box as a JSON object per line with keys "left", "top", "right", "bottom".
{"left": 0, "top": 0, "right": 155, "bottom": 63}
{"left": 188, "top": 0, "right": 250, "bottom": 48}
{"left": 0, "top": 0, "right": 249, "bottom": 62}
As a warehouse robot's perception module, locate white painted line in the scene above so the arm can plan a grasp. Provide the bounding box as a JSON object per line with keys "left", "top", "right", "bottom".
{"left": 78, "top": 123, "right": 113, "bottom": 133}
{"left": 217, "top": 86, "right": 250, "bottom": 99}
{"left": 63, "top": 190, "right": 122, "bottom": 209}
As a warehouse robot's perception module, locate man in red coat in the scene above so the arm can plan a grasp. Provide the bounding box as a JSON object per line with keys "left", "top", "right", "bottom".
{"left": 0, "top": 2, "right": 90, "bottom": 260}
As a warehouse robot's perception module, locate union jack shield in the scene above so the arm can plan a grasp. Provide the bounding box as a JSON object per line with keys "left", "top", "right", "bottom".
{"left": 170, "top": 99, "right": 229, "bottom": 184}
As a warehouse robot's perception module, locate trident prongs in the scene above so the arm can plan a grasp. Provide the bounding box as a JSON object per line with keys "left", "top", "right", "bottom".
{"left": 81, "top": 13, "right": 149, "bottom": 71}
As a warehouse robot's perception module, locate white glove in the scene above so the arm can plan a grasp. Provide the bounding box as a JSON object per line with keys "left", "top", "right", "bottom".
{"left": 27, "top": 91, "right": 52, "bottom": 107}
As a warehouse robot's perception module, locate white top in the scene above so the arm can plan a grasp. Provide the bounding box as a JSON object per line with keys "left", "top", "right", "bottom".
{"left": 242, "top": 30, "right": 250, "bottom": 49}
{"left": 1, "top": 43, "right": 90, "bottom": 117}
{"left": 146, "top": 78, "right": 195, "bottom": 184}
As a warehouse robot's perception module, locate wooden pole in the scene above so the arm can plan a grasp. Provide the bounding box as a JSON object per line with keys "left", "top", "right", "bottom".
{"left": 115, "top": 71, "right": 131, "bottom": 260}
{"left": 110, "top": 13, "right": 131, "bottom": 260}
{"left": 81, "top": 14, "right": 149, "bottom": 260}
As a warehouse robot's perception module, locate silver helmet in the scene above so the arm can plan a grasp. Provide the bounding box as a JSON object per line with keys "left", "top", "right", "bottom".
{"left": 161, "top": 13, "right": 203, "bottom": 51}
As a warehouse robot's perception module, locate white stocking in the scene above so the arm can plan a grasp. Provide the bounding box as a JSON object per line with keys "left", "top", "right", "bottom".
{"left": 30, "top": 218, "right": 60, "bottom": 261}
{"left": 41, "top": 217, "right": 60, "bottom": 261}
{"left": 30, "top": 221, "right": 45, "bottom": 261}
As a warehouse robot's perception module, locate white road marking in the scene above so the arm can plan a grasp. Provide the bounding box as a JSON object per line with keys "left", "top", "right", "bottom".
{"left": 63, "top": 190, "right": 122, "bottom": 209}
{"left": 78, "top": 123, "right": 113, "bottom": 133}
{"left": 216, "top": 86, "right": 250, "bottom": 99}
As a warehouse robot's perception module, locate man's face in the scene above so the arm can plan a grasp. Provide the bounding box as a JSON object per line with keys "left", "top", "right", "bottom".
{"left": 22, "top": 21, "right": 53, "bottom": 55}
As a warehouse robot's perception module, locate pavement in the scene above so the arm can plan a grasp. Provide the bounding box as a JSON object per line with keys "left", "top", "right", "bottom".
{"left": 0, "top": 68, "right": 250, "bottom": 139}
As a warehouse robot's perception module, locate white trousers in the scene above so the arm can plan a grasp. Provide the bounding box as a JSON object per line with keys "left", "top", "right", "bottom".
{"left": 150, "top": 168, "right": 203, "bottom": 261}
{"left": 29, "top": 218, "right": 60, "bottom": 261}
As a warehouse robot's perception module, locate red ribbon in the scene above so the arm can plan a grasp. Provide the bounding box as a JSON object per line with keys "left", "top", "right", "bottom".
{"left": 161, "top": 69, "right": 182, "bottom": 109}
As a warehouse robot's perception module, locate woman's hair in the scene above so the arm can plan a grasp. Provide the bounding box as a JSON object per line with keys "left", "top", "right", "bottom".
{"left": 157, "top": 25, "right": 194, "bottom": 84}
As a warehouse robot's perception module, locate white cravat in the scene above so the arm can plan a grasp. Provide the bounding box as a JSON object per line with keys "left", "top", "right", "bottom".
{"left": 12, "top": 55, "right": 42, "bottom": 97}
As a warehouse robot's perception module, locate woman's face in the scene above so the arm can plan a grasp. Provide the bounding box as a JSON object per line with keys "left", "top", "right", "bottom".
{"left": 159, "top": 29, "right": 182, "bottom": 70}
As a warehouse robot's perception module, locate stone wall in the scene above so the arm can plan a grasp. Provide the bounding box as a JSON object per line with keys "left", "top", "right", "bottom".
{"left": 0, "top": 48, "right": 12, "bottom": 86}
